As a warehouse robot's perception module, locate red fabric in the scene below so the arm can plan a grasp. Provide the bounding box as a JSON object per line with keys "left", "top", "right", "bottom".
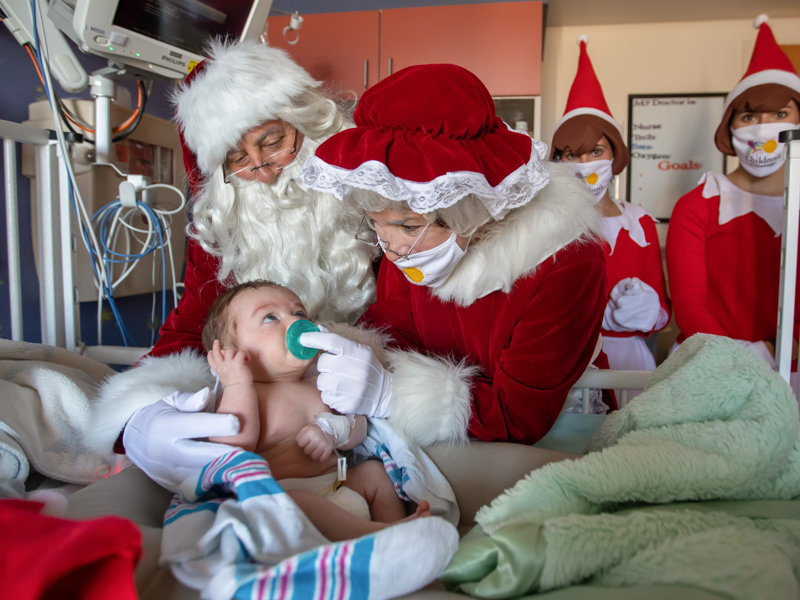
{"left": 666, "top": 184, "right": 800, "bottom": 346}
{"left": 742, "top": 22, "right": 798, "bottom": 80}
{"left": 148, "top": 238, "right": 227, "bottom": 358}
{"left": 358, "top": 239, "right": 607, "bottom": 445}
{"left": 178, "top": 57, "right": 211, "bottom": 197}
{"left": 313, "top": 64, "right": 532, "bottom": 187}
{"left": 0, "top": 499, "right": 141, "bottom": 600}
{"left": 563, "top": 40, "right": 613, "bottom": 118}
{"left": 602, "top": 213, "right": 671, "bottom": 338}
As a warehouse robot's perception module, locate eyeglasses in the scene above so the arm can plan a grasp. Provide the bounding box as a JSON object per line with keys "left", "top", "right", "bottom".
{"left": 223, "top": 127, "right": 299, "bottom": 184}
{"left": 354, "top": 214, "right": 430, "bottom": 260}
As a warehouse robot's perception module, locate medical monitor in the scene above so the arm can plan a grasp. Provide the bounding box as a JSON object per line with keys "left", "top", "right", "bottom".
{"left": 56, "top": 0, "right": 272, "bottom": 80}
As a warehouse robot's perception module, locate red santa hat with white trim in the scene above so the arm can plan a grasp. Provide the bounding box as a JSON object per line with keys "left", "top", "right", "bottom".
{"left": 714, "top": 14, "right": 800, "bottom": 155}
{"left": 550, "top": 35, "right": 629, "bottom": 174}
{"left": 172, "top": 39, "right": 319, "bottom": 191}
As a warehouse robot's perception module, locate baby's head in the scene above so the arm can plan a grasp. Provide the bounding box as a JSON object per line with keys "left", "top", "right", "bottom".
{"left": 203, "top": 280, "right": 316, "bottom": 380}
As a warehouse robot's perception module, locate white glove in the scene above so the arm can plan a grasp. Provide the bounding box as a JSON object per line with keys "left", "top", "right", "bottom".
{"left": 123, "top": 388, "right": 240, "bottom": 493}
{"left": 604, "top": 277, "right": 662, "bottom": 333}
{"left": 299, "top": 331, "right": 394, "bottom": 418}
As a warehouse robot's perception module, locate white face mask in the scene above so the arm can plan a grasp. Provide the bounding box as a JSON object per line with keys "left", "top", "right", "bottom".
{"left": 565, "top": 159, "right": 614, "bottom": 203}
{"left": 379, "top": 232, "right": 468, "bottom": 288}
{"left": 731, "top": 122, "right": 799, "bottom": 178}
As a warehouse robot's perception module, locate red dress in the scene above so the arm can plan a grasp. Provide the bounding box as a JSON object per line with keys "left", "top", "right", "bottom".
{"left": 666, "top": 173, "right": 800, "bottom": 353}
{"left": 600, "top": 203, "right": 671, "bottom": 370}
{"left": 359, "top": 238, "right": 607, "bottom": 445}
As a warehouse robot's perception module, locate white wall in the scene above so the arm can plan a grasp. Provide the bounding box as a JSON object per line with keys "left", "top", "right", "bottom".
{"left": 541, "top": 17, "right": 800, "bottom": 205}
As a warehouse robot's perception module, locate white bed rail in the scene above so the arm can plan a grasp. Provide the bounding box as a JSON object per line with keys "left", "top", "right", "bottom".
{"left": 572, "top": 369, "right": 652, "bottom": 411}
{"left": 2, "top": 118, "right": 154, "bottom": 364}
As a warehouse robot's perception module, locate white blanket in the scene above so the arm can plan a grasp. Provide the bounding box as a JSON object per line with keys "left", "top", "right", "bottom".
{"left": 0, "top": 339, "right": 120, "bottom": 484}
{"left": 162, "top": 423, "right": 460, "bottom": 600}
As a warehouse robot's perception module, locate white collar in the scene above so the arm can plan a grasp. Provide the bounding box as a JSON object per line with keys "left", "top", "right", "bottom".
{"left": 598, "top": 202, "right": 653, "bottom": 255}
{"left": 700, "top": 172, "right": 783, "bottom": 237}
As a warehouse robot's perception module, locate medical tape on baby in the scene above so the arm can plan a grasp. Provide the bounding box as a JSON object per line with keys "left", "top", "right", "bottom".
{"left": 314, "top": 413, "right": 355, "bottom": 480}
{"left": 314, "top": 413, "right": 355, "bottom": 447}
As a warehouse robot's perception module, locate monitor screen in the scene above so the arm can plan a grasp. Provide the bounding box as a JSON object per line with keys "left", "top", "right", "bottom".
{"left": 112, "top": 0, "right": 256, "bottom": 57}
{"left": 63, "top": 0, "right": 271, "bottom": 80}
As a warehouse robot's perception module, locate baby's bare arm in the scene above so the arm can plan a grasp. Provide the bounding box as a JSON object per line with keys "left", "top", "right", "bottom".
{"left": 207, "top": 340, "right": 260, "bottom": 452}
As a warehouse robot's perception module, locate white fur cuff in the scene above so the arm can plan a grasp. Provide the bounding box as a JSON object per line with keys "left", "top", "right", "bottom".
{"left": 386, "top": 351, "right": 476, "bottom": 446}
{"left": 85, "top": 350, "right": 215, "bottom": 454}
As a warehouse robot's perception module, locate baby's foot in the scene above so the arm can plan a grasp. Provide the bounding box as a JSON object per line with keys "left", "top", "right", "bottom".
{"left": 401, "top": 500, "right": 431, "bottom": 523}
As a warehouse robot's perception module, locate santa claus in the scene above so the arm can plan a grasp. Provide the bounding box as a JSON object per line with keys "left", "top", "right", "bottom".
{"left": 86, "top": 40, "right": 380, "bottom": 488}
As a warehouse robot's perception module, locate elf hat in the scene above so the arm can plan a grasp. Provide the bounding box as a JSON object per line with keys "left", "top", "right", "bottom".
{"left": 714, "top": 15, "right": 800, "bottom": 155}
{"left": 173, "top": 39, "right": 319, "bottom": 180}
{"left": 299, "top": 63, "right": 550, "bottom": 220}
{"left": 550, "top": 35, "right": 629, "bottom": 175}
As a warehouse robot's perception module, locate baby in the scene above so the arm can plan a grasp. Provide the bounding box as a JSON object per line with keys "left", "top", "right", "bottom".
{"left": 202, "top": 280, "right": 429, "bottom": 541}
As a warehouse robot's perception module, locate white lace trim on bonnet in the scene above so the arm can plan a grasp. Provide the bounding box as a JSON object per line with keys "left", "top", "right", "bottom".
{"left": 300, "top": 131, "right": 551, "bottom": 220}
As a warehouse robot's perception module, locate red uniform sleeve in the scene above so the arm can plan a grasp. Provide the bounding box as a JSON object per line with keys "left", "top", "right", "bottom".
{"left": 147, "top": 238, "right": 226, "bottom": 358}
{"left": 666, "top": 190, "right": 729, "bottom": 339}
{"left": 469, "top": 242, "right": 607, "bottom": 444}
{"left": 641, "top": 215, "right": 671, "bottom": 331}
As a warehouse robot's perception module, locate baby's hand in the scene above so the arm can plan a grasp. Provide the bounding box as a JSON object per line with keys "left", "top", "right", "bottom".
{"left": 207, "top": 340, "right": 253, "bottom": 387}
{"left": 296, "top": 424, "right": 334, "bottom": 462}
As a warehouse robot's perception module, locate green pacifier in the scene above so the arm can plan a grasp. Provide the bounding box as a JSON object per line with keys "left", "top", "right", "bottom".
{"left": 286, "top": 319, "right": 320, "bottom": 360}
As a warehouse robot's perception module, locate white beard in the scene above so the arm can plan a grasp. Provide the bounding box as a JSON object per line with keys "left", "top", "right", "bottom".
{"left": 190, "top": 135, "right": 377, "bottom": 322}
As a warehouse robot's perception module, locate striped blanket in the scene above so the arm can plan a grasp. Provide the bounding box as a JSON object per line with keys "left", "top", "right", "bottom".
{"left": 162, "top": 445, "right": 458, "bottom": 600}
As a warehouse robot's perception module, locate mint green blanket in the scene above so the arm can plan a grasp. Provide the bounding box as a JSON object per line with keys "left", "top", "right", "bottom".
{"left": 443, "top": 335, "right": 800, "bottom": 599}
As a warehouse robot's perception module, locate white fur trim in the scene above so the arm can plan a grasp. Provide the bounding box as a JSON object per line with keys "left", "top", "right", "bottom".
{"left": 433, "top": 163, "right": 601, "bottom": 305}
{"left": 555, "top": 108, "right": 624, "bottom": 139}
{"left": 386, "top": 351, "right": 477, "bottom": 447}
{"left": 754, "top": 14, "right": 769, "bottom": 28}
{"left": 300, "top": 133, "right": 551, "bottom": 219}
{"left": 723, "top": 69, "right": 800, "bottom": 113}
{"left": 85, "top": 351, "right": 215, "bottom": 454}
{"left": 173, "top": 39, "right": 319, "bottom": 176}
{"left": 577, "top": 34, "right": 589, "bottom": 45}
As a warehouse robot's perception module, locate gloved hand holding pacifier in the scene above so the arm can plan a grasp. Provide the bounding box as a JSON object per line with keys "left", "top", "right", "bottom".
{"left": 298, "top": 330, "right": 394, "bottom": 418}
{"left": 123, "top": 388, "right": 240, "bottom": 493}
{"left": 604, "top": 277, "right": 662, "bottom": 332}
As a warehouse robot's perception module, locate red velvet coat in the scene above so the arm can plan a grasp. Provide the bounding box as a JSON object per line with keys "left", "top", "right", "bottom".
{"left": 360, "top": 239, "right": 606, "bottom": 444}
{"left": 357, "top": 164, "right": 606, "bottom": 445}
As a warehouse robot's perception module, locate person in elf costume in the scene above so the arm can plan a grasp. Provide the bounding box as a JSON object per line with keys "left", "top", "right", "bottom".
{"left": 551, "top": 35, "right": 670, "bottom": 377}
{"left": 667, "top": 15, "right": 800, "bottom": 369}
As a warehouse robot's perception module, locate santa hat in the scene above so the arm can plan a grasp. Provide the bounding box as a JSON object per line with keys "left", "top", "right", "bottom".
{"left": 172, "top": 39, "right": 318, "bottom": 181}
{"left": 550, "top": 35, "right": 629, "bottom": 174}
{"left": 715, "top": 15, "right": 800, "bottom": 154}
{"left": 299, "top": 64, "right": 550, "bottom": 220}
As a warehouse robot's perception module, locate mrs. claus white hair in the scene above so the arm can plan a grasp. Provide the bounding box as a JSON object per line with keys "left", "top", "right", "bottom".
{"left": 346, "top": 187, "right": 495, "bottom": 239}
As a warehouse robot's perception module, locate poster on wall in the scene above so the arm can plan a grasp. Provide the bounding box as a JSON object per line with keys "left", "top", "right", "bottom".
{"left": 626, "top": 93, "right": 727, "bottom": 220}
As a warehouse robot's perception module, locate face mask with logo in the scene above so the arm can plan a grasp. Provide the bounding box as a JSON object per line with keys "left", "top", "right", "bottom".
{"left": 378, "top": 232, "right": 468, "bottom": 288}
{"left": 565, "top": 159, "right": 614, "bottom": 203}
{"left": 731, "top": 122, "right": 799, "bottom": 178}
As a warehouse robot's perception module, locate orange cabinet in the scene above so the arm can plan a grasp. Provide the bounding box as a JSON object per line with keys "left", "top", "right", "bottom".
{"left": 381, "top": 2, "right": 541, "bottom": 96}
{"left": 267, "top": 11, "right": 380, "bottom": 99}
{"left": 266, "top": 2, "right": 542, "bottom": 99}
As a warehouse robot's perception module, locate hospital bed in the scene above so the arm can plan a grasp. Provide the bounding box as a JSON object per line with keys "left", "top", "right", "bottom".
{"left": 3, "top": 122, "right": 800, "bottom": 599}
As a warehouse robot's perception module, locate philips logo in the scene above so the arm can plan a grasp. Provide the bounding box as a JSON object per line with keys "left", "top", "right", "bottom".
{"left": 161, "top": 55, "right": 185, "bottom": 66}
